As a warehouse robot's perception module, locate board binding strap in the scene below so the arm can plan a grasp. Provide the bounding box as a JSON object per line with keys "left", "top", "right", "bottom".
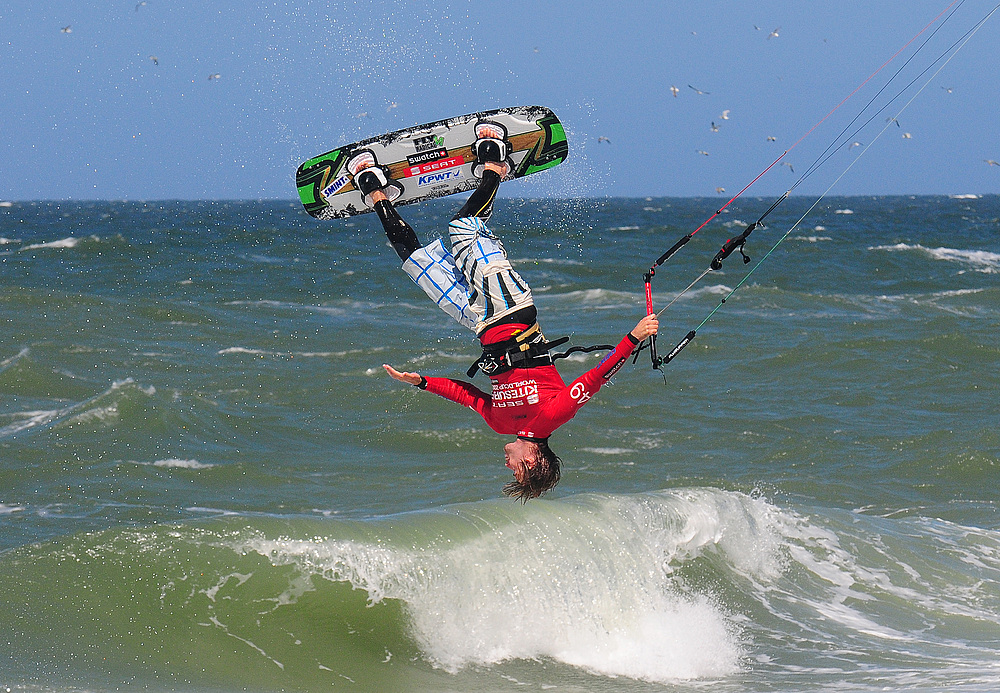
{"left": 296, "top": 105, "right": 568, "bottom": 219}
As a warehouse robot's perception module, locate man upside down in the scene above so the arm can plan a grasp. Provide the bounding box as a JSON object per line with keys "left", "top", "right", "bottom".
{"left": 349, "top": 121, "right": 657, "bottom": 501}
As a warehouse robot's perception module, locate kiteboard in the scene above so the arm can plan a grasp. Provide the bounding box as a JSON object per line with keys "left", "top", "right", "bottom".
{"left": 295, "top": 105, "right": 568, "bottom": 219}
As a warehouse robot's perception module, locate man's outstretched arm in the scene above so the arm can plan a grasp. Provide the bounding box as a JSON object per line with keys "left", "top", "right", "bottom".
{"left": 383, "top": 364, "right": 492, "bottom": 417}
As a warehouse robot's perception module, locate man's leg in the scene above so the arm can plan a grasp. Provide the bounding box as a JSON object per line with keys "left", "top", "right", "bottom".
{"left": 352, "top": 157, "right": 479, "bottom": 330}
{"left": 447, "top": 130, "right": 534, "bottom": 333}
{"left": 353, "top": 161, "right": 421, "bottom": 262}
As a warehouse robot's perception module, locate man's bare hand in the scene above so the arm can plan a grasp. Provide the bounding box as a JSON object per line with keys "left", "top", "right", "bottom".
{"left": 630, "top": 313, "right": 659, "bottom": 341}
{"left": 383, "top": 364, "right": 423, "bottom": 386}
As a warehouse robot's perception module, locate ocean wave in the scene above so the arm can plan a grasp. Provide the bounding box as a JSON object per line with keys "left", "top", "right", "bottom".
{"left": 0, "top": 347, "right": 30, "bottom": 372}
{"left": 150, "top": 458, "right": 215, "bottom": 469}
{"left": 870, "top": 243, "right": 1000, "bottom": 273}
{"left": 512, "top": 256, "right": 586, "bottom": 266}
{"left": 0, "top": 377, "right": 157, "bottom": 439}
{"left": 3, "top": 488, "right": 999, "bottom": 689}
{"left": 245, "top": 488, "right": 778, "bottom": 682}
{"left": 20, "top": 235, "right": 99, "bottom": 250}
{"left": 217, "top": 346, "right": 383, "bottom": 359}
{"left": 540, "top": 287, "right": 642, "bottom": 308}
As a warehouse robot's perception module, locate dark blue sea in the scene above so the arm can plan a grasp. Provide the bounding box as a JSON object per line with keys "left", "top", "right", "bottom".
{"left": 1, "top": 195, "right": 998, "bottom": 691}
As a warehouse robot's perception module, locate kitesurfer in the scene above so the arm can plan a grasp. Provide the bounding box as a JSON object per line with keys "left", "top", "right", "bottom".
{"left": 349, "top": 122, "right": 658, "bottom": 501}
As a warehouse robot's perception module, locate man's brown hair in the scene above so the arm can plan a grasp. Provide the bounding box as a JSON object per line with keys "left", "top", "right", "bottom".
{"left": 502, "top": 438, "right": 561, "bottom": 503}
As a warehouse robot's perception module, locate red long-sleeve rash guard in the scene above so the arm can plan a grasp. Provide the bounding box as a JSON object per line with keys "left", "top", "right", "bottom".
{"left": 422, "top": 327, "right": 640, "bottom": 438}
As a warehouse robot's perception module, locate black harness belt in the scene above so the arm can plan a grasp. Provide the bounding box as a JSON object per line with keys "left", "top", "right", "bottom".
{"left": 467, "top": 322, "right": 615, "bottom": 378}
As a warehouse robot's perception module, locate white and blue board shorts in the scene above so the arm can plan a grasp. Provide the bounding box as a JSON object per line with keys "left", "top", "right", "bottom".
{"left": 402, "top": 216, "right": 533, "bottom": 335}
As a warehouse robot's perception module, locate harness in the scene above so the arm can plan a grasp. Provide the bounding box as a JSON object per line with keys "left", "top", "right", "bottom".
{"left": 467, "top": 322, "right": 614, "bottom": 378}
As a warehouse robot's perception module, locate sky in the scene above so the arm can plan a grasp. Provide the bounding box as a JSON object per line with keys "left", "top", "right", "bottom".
{"left": 3, "top": 0, "right": 999, "bottom": 201}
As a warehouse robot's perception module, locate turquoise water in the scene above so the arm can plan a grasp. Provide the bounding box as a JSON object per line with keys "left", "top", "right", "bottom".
{"left": 1, "top": 196, "right": 998, "bottom": 691}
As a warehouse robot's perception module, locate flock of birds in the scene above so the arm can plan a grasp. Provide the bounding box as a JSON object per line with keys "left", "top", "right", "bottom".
{"left": 589, "top": 25, "right": 997, "bottom": 182}
{"left": 59, "top": 3, "right": 222, "bottom": 82}
{"left": 58, "top": 15, "right": 996, "bottom": 172}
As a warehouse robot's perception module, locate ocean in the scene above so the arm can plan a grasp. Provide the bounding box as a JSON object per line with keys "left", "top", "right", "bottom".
{"left": 1, "top": 195, "right": 998, "bottom": 692}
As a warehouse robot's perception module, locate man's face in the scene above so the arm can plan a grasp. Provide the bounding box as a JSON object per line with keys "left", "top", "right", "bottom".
{"left": 504, "top": 438, "right": 539, "bottom": 484}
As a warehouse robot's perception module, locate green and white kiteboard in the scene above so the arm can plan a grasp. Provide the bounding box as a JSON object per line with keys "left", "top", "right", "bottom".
{"left": 295, "top": 105, "right": 568, "bottom": 219}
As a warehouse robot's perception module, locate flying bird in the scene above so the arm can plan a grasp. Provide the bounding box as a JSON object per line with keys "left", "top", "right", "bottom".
{"left": 985, "top": 159, "right": 999, "bottom": 166}
{"left": 768, "top": 27, "right": 781, "bottom": 40}
{"left": 696, "top": 150, "right": 709, "bottom": 156}
{"left": 716, "top": 187, "right": 726, "bottom": 194}
{"left": 781, "top": 161, "right": 795, "bottom": 173}
{"left": 710, "top": 122, "right": 719, "bottom": 133}
{"left": 208, "top": 73, "right": 221, "bottom": 80}
{"left": 387, "top": 101, "right": 398, "bottom": 111}
{"left": 597, "top": 136, "right": 611, "bottom": 144}
{"left": 149, "top": 55, "right": 158, "bottom": 65}
{"left": 670, "top": 85, "right": 679, "bottom": 98}
{"left": 902, "top": 132, "right": 912, "bottom": 139}
{"left": 60, "top": 25, "right": 72, "bottom": 33}
{"left": 767, "top": 136, "right": 777, "bottom": 142}
{"left": 135, "top": 1, "right": 147, "bottom": 10}
{"left": 886, "top": 116, "right": 901, "bottom": 128}
{"left": 941, "top": 86, "right": 953, "bottom": 93}
{"left": 688, "top": 84, "right": 710, "bottom": 95}
{"left": 720, "top": 110, "right": 730, "bottom": 120}
{"left": 849, "top": 141, "right": 862, "bottom": 149}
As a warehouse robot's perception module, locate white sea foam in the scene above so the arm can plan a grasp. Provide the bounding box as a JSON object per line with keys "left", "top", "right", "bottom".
{"left": 513, "top": 256, "right": 585, "bottom": 266}
{"left": 0, "top": 378, "right": 157, "bottom": 438}
{"left": 580, "top": 447, "right": 636, "bottom": 455}
{"left": 870, "top": 243, "right": 1000, "bottom": 273}
{"left": 0, "top": 410, "right": 62, "bottom": 437}
{"left": 247, "top": 488, "right": 783, "bottom": 683}
{"left": 0, "top": 347, "right": 30, "bottom": 370}
{"left": 152, "top": 458, "right": 215, "bottom": 469}
{"left": 21, "top": 235, "right": 97, "bottom": 250}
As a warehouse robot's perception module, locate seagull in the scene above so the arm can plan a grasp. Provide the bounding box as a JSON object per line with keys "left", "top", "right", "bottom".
{"left": 710, "top": 122, "right": 719, "bottom": 133}
{"left": 768, "top": 26, "right": 781, "bottom": 40}
{"left": 357, "top": 111, "right": 369, "bottom": 118}
{"left": 985, "top": 159, "right": 999, "bottom": 166}
{"left": 902, "top": 132, "right": 912, "bottom": 139}
{"left": 781, "top": 161, "right": 795, "bottom": 173}
{"left": 688, "top": 84, "right": 710, "bottom": 95}
{"left": 60, "top": 25, "right": 72, "bottom": 33}
{"left": 208, "top": 73, "right": 220, "bottom": 80}
{"left": 670, "top": 85, "right": 679, "bottom": 98}
{"left": 886, "top": 116, "right": 901, "bottom": 128}
{"left": 716, "top": 187, "right": 726, "bottom": 194}
{"left": 720, "top": 109, "right": 730, "bottom": 120}
{"left": 387, "top": 101, "right": 398, "bottom": 111}
{"left": 767, "top": 136, "right": 777, "bottom": 142}
{"left": 149, "top": 55, "right": 158, "bottom": 65}
{"left": 696, "top": 150, "right": 709, "bottom": 156}
{"left": 597, "top": 136, "right": 611, "bottom": 144}
{"left": 849, "top": 141, "right": 862, "bottom": 149}
{"left": 135, "top": 1, "right": 147, "bottom": 10}
{"left": 941, "top": 86, "right": 953, "bottom": 93}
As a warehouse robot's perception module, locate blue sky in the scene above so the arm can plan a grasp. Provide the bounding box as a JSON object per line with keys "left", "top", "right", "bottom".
{"left": 3, "top": 0, "right": 998, "bottom": 200}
